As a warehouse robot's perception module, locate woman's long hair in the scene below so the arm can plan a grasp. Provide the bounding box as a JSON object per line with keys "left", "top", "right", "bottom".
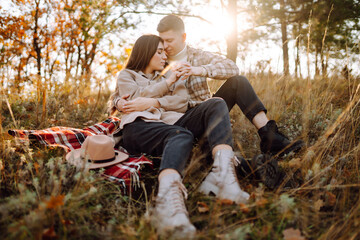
{"left": 125, "top": 34, "right": 164, "bottom": 72}
{"left": 108, "top": 34, "right": 164, "bottom": 114}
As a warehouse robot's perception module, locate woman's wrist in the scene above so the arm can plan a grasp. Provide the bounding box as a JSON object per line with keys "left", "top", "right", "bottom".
{"left": 114, "top": 98, "right": 122, "bottom": 112}
{"left": 152, "top": 98, "right": 160, "bottom": 108}
{"left": 166, "top": 74, "right": 177, "bottom": 87}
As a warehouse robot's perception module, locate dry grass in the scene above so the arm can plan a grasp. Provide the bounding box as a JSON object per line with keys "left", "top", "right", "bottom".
{"left": 1, "top": 72, "right": 359, "bottom": 239}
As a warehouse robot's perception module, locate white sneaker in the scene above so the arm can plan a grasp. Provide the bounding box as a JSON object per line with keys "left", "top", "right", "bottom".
{"left": 151, "top": 174, "right": 196, "bottom": 239}
{"left": 198, "top": 149, "right": 250, "bottom": 204}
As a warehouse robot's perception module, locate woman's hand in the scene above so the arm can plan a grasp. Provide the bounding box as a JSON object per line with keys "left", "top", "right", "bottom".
{"left": 115, "top": 94, "right": 130, "bottom": 112}
{"left": 122, "top": 97, "right": 160, "bottom": 113}
{"left": 165, "top": 70, "right": 182, "bottom": 87}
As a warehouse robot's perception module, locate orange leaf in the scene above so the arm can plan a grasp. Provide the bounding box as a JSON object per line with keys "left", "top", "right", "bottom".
{"left": 125, "top": 47, "right": 132, "bottom": 56}
{"left": 217, "top": 199, "right": 234, "bottom": 205}
{"left": 197, "top": 201, "right": 209, "bottom": 213}
{"left": 239, "top": 203, "right": 250, "bottom": 213}
{"left": 61, "top": 219, "right": 74, "bottom": 226}
{"left": 34, "top": 162, "right": 40, "bottom": 174}
{"left": 283, "top": 228, "right": 306, "bottom": 240}
{"left": 46, "top": 195, "right": 65, "bottom": 209}
{"left": 42, "top": 226, "right": 57, "bottom": 239}
{"left": 255, "top": 198, "right": 268, "bottom": 207}
{"left": 288, "top": 158, "right": 302, "bottom": 168}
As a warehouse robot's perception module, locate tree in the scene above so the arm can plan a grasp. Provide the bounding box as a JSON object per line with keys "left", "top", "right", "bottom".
{"left": 226, "top": 0, "right": 238, "bottom": 62}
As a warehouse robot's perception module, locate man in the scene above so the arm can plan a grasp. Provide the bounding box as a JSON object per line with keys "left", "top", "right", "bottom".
{"left": 155, "top": 15, "right": 304, "bottom": 156}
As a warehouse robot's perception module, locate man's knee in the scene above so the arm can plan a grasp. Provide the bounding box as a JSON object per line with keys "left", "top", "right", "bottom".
{"left": 227, "top": 75, "right": 251, "bottom": 89}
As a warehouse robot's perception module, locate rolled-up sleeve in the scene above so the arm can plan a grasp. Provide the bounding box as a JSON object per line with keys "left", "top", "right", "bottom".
{"left": 193, "top": 49, "right": 239, "bottom": 79}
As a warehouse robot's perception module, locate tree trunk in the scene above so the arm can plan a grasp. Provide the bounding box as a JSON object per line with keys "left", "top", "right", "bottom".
{"left": 295, "top": 24, "right": 301, "bottom": 78}
{"left": 279, "top": 0, "right": 289, "bottom": 76}
{"left": 226, "top": 0, "right": 237, "bottom": 62}
{"left": 33, "top": 0, "right": 42, "bottom": 125}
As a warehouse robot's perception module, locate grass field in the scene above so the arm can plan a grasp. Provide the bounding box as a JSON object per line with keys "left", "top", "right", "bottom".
{"left": 1, "top": 72, "right": 359, "bottom": 239}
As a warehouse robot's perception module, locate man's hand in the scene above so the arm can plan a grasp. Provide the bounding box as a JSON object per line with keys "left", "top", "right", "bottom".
{"left": 173, "top": 62, "right": 204, "bottom": 79}
{"left": 122, "top": 97, "right": 160, "bottom": 113}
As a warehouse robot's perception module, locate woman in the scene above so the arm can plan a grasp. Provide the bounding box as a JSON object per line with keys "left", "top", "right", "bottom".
{"left": 110, "top": 35, "right": 249, "bottom": 238}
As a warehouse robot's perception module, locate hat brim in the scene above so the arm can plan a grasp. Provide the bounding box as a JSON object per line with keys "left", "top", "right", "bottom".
{"left": 65, "top": 149, "right": 128, "bottom": 169}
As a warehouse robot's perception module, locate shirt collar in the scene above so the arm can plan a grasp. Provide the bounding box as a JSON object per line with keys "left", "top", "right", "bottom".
{"left": 168, "top": 44, "right": 187, "bottom": 62}
{"left": 138, "top": 70, "right": 161, "bottom": 80}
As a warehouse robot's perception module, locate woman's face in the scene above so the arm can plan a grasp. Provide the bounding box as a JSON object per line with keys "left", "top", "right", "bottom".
{"left": 146, "top": 42, "right": 167, "bottom": 73}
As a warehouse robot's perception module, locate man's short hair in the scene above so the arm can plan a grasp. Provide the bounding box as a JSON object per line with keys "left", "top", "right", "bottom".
{"left": 157, "top": 15, "right": 185, "bottom": 33}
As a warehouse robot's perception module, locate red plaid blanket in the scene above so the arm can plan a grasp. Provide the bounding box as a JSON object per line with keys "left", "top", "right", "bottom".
{"left": 8, "top": 116, "right": 153, "bottom": 194}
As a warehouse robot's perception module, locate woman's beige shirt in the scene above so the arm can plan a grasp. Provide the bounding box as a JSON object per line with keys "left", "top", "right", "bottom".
{"left": 114, "top": 69, "right": 189, "bottom": 129}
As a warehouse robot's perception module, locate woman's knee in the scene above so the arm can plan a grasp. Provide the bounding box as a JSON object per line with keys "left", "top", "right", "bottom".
{"left": 205, "top": 97, "right": 228, "bottom": 113}
{"left": 205, "top": 97, "right": 227, "bottom": 107}
{"left": 168, "top": 128, "right": 194, "bottom": 145}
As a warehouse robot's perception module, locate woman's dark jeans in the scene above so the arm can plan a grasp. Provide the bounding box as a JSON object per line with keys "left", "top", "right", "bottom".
{"left": 122, "top": 98, "right": 233, "bottom": 175}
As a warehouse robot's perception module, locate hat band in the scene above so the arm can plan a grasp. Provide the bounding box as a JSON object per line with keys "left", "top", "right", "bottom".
{"left": 88, "top": 156, "right": 115, "bottom": 164}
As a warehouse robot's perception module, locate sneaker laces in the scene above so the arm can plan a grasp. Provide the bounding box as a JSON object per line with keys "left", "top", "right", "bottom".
{"left": 233, "top": 156, "right": 241, "bottom": 167}
{"left": 159, "top": 180, "right": 188, "bottom": 217}
{"left": 227, "top": 157, "right": 238, "bottom": 184}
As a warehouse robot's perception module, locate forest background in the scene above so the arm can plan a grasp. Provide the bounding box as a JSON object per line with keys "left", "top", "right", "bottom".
{"left": 1, "top": 0, "right": 360, "bottom": 239}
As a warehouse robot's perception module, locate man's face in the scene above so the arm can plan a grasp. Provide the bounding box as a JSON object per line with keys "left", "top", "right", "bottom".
{"left": 158, "top": 30, "right": 186, "bottom": 57}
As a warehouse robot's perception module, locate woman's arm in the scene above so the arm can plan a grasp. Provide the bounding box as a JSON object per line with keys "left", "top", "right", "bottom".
{"left": 116, "top": 69, "right": 179, "bottom": 100}
{"left": 156, "top": 82, "right": 189, "bottom": 113}
{"left": 121, "top": 81, "right": 188, "bottom": 113}
{"left": 122, "top": 97, "right": 160, "bottom": 113}
{"left": 114, "top": 69, "right": 182, "bottom": 113}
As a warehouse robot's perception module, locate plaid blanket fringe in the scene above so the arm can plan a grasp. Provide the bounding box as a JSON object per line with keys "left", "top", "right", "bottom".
{"left": 8, "top": 116, "right": 153, "bottom": 193}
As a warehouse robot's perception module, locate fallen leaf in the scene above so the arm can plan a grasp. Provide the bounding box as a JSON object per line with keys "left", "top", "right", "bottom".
{"left": 217, "top": 199, "right": 234, "bottom": 205}
{"left": 255, "top": 198, "right": 268, "bottom": 207}
{"left": 314, "top": 199, "right": 324, "bottom": 211}
{"left": 288, "top": 158, "right": 302, "bottom": 168}
{"left": 325, "top": 191, "right": 336, "bottom": 206}
{"left": 42, "top": 226, "right": 57, "bottom": 239}
{"left": 283, "top": 228, "right": 306, "bottom": 240}
{"left": 46, "top": 195, "right": 65, "bottom": 209}
{"left": 197, "top": 201, "right": 209, "bottom": 213}
{"left": 34, "top": 162, "right": 40, "bottom": 174}
{"left": 239, "top": 203, "right": 250, "bottom": 213}
{"left": 61, "top": 219, "right": 74, "bottom": 226}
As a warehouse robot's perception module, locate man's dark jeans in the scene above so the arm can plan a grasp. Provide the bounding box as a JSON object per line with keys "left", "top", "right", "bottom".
{"left": 122, "top": 98, "right": 233, "bottom": 175}
{"left": 213, "top": 75, "right": 267, "bottom": 121}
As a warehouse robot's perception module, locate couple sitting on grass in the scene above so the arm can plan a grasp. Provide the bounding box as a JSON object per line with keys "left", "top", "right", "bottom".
{"left": 109, "top": 15, "right": 303, "bottom": 238}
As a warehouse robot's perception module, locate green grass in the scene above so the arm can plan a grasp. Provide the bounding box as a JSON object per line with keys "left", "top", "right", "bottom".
{"left": 1, "top": 73, "right": 360, "bottom": 239}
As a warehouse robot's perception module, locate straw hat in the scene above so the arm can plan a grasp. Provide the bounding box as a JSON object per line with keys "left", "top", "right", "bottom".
{"left": 65, "top": 135, "right": 128, "bottom": 169}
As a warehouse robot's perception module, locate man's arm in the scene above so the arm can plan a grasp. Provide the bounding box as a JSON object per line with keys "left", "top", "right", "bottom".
{"left": 176, "top": 47, "right": 239, "bottom": 80}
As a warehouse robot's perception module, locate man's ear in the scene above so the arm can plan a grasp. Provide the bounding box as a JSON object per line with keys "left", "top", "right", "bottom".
{"left": 182, "top": 33, "right": 186, "bottom": 43}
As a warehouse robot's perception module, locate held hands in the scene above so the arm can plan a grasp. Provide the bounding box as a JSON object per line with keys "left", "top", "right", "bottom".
{"left": 166, "top": 62, "right": 203, "bottom": 87}
{"left": 173, "top": 62, "right": 204, "bottom": 79}
{"left": 166, "top": 70, "right": 182, "bottom": 87}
